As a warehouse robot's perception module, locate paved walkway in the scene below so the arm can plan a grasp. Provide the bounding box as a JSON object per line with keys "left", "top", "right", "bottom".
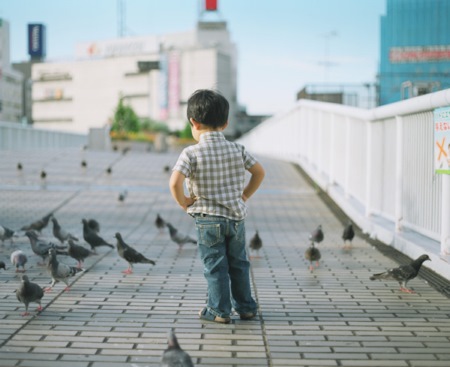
{"left": 0, "top": 148, "right": 449, "bottom": 367}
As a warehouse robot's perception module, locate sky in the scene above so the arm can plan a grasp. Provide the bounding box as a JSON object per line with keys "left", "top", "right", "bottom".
{"left": 0, "top": 0, "right": 386, "bottom": 116}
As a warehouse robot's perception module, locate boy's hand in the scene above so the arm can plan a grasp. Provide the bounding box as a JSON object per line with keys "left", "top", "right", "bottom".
{"left": 182, "top": 196, "right": 196, "bottom": 211}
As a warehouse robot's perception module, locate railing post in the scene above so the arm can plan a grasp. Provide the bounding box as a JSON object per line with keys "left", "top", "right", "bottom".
{"left": 344, "top": 117, "right": 351, "bottom": 198}
{"left": 395, "top": 115, "right": 403, "bottom": 232}
{"left": 442, "top": 175, "right": 450, "bottom": 255}
{"left": 329, "top": 113, "right": 336, "bottom": 186}
{"left": 365, "top": 120, "right": 373, "bottom": 217}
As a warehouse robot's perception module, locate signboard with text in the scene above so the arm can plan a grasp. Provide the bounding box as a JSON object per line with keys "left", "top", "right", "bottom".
{"left": 434, "top": 106, "right": 450, "bottom": 174}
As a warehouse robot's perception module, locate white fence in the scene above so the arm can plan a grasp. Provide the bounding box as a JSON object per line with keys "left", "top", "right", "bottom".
{"left": 0, "top": 121, "right": 87, "bottom": 150}
{"left": 239, "top": 89, "right": 450, "bottom": 278}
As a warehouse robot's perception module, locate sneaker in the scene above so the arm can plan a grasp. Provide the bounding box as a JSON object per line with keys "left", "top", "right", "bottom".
{"left": 239, "top": 312, "right": 257, "bottom": 320}
{"left": 198, "top": 308, "right": 231, "bottom": 324}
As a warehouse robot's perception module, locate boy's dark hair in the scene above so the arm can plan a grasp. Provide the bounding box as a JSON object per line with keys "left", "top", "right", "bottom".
{"left": 187, "top": 89, "right": 229, "bottom": 128}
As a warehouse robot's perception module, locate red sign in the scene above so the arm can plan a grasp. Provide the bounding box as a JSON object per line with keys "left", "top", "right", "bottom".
{"left": 205, "top": 0, "right": 217, "bottom": 11}
{"left": 390, "top": 46, "right": 450, "bottom": 63}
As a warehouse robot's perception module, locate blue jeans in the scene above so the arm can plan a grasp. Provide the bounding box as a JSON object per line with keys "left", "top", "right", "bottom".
{"left": 194, "top": 214, "right": 257, "bottom": 319}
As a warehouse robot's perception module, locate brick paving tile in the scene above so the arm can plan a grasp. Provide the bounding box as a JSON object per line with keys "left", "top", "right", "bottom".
{"left": 1, "top": 149, "right": 450, "bottom": 367}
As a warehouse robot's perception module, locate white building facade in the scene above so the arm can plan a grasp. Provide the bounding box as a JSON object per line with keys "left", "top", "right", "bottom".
{"left": 0, "top": 19, "right": 24, "bottom": 123}
{"left": 32, "top": 21, "right": 238, "bottom": 135}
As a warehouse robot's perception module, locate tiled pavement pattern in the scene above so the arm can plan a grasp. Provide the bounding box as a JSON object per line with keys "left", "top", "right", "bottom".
{"left": 0, "top": 148, "right": 450, "bottom": 367}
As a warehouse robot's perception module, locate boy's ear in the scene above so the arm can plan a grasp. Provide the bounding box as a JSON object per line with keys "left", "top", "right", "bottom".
{"left": 190, "top": 118, "right": 201, "bottom": 129}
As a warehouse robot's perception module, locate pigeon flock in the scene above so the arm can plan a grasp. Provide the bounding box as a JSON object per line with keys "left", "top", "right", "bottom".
{"left": 0, "top": 157, "right": 435, "bottom": 367}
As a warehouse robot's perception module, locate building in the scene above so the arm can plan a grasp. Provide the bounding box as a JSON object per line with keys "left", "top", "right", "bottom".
{"left": 0, "top": 19, "right": 24, "bottom": 123}
{"left": 379, "top": 0, "right": 450, "bottom": 105}
{"left": 31, "top": 19, "right": 238, "bottom": 136}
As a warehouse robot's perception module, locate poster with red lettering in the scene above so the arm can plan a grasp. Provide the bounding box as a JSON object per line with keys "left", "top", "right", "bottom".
{"left": 434, "top": 106, "right": 450, "bottom": 174}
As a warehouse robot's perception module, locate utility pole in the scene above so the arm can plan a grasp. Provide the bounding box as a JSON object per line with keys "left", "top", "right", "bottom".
{"left": 319, "top": 30, "right": 338, "bottom": 83}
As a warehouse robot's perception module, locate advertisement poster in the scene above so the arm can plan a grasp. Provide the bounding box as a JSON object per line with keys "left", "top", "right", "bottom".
{"left": 434, "top": 106, "right": 450, "bottom": 174}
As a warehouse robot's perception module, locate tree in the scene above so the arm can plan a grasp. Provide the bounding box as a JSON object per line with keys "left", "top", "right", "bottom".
{"left": 111, "top": 98, "right": 140, "bottom": 133}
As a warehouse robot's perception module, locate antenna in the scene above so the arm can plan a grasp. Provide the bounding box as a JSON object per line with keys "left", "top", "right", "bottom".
{"left": 318, "top": 30, "right": 338, "bottom": 82}
{"left": 118, "top": 0, "right": 125, "bottom": 37}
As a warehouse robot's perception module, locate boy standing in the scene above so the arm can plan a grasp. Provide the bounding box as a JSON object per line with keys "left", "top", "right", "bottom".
{"left": 169, "top": 89, "right": 265, "bottom": 323}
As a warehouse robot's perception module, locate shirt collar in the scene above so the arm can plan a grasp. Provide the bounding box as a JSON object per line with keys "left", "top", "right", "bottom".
{"left": 199, "top": 131, "right": 225, "bottom": 142}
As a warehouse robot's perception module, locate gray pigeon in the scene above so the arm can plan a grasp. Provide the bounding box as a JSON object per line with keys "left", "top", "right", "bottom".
{"left": 52, "top": 217, "right": 79, "bottom": 244}
{"left": 305, "top": 242, "right": 321, "bottom": 271}
{"left": 155, "top": 214, "right": 166, "bottom": 232}
{"left": 161, "top": 330, "right": 194, "bottom": 367}
{"left": 249, "top": 230, "right": 263, "bottom": 259}
{"left": 82, "top": 219, "right": 113, "bottom": 252}
{"left": 25, "top": 231, "right": 68, "bottom": 265}
{"left": 67, "top": 239, "right": 96, "bottom": 269}
{"left": 0, "top": 261, "right": 6, "bottom": 270}
{"left": 115, "top": 232, "right": 156, "bottom": 274}
{"left": 342, "top": 221, "right": 355, "bottom": 249}
{"left": 166, "top": 223, "right": 196, "bottom": 249}
{"left": 21, "top": 213, "right": 53, "bottom": 232}
{"left": 118, "top": 189, "right": 128, "bottom": 202}
{"left": 309, "top": 224, "right": 324, "bottom": 244}
{"left": 11, "top": 250, "right": 28, "bottom": 273}
{"left": 0, "top": 224, "right": 15, "bottom": 245}
{"left": 45, "top": 248, "right": 84, "bottom": 292}
{"left": 370, "top": 254, "right": 431, "bottom": 293}
{"left": 87, "top": 218, "right": 100, "bottom": 233}
{"left": 15, "top": 274, "right": 44, "bottom": 316}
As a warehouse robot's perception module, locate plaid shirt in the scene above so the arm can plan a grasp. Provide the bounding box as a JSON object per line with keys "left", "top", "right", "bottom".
{"left": 173, "top": 131, "right": 257, "bottom": 220}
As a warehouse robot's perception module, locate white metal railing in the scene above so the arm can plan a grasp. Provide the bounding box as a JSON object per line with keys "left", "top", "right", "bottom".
{"left": 0, "top": 121, "right": 87, "bottom": 150}
{"left": 239, "top": 89, "right": 450, "bottom": 277}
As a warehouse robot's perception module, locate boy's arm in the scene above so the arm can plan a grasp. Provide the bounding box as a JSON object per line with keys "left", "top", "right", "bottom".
{"left": 242, "top": 162, "right": 265, "bottom": 202}
{"left": 169, "top": 170, "right": 195, "bottom": 211}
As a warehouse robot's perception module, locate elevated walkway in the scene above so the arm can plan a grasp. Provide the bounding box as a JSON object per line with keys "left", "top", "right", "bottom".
{"left": 0, "top": 149, "right": 449, "bottom": 366}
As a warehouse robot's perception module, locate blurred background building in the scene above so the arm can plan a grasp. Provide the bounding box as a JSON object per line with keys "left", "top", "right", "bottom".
{"left": 378, "top": 0, "right": 450, "bottom": 105}
{"left": 3, "top": 0, "right": 450, "bottom": 135}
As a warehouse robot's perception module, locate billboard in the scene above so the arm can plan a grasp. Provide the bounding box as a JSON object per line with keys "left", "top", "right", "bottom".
{"left": 205, "top": 0, "right": 217, "bottom": 11}
{"left": 434, "top": 106, "right": 450, "bottom": 174}
{"left": 28, "top": 24, "right": 46, "bottom": 60}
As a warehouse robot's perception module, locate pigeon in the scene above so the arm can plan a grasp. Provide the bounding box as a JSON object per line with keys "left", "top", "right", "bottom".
{"left": 161, "top": 330, "right": 194, "bottom": 367}
{"left": 15, "top": 274, "right": 45, "bottom": 316}
{"left": 106, "top": 166, "right": 112, "bottom": 174}
{"left": 0, "top": 224, "right": 15, "bottom": 245}
{"left": 11, "top": 250, "right": 27, "bottom": 273}
{"left": 87, "top": 218, "right": 100, "bottom": 233}
{"left": 17, "top": 162, "right": 23, "bottom": 170}
{"left": 45, "top": 248, "right": 84, "bottom": 292}
{"left": 155, "top": 214, "right": 166, "bottom": 232}
{"left": 21, "top": 213, "right": 53, "bottom": 232}
{"left": 82, "top": 219, "right": 113, "bottom": 252}
{"left": 40, "top": 170, "right": 47, "bottom": 179}
{"left": 0, "top": 261, "right": 6, "bottom": 270}
{"left": 81, "top": 160, "right": 87, "bottom": 168}
{"left": 309, "top": 224, "right": 324, "bottom": 244}
{"left": 163, "top": 165, "right": 171, "bottom": 173}
{"left": 115, "top": 232, "right": 156, "bottom": 274}
{"left": 25, "top": 230, "right": 67, "bottom": 265}
{"left": 118, "top": 189, "right": 128, "bottom": 202}
{"left": 305, "top": 242, "right": 321, "bottom": 271}
{"left": 67, "top": 239, "right": 96, "bottom": 269}
{"left": 342, "top": 221, "right": 355, "bottom": 249}
{"left": 370, "top": 254, "right": 431, "bottom": 293}
{"left": 249, "top": 230, "right": 263, "bottom": 259}
{"left": 166, "top": 223, "right": 197, "bottom": 249}
{"left": 52, "top": 217, "right": 79, "bottom": 244}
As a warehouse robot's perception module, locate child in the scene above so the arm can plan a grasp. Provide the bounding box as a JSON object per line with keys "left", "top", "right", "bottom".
{"left": 169, "top": 89, "right": 265, "bottom": 323}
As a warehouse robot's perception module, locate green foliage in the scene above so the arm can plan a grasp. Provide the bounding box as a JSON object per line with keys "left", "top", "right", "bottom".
{"left": 179, "top": 122, "right": 193, "bottom": 139}
{"left": 111, "top": 98, "right": 140, "bottom": 133}
{"left": 140, "top": 118, "right": 170, "bottom": 133}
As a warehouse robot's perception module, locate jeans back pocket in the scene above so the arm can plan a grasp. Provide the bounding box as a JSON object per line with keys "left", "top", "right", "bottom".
{"left": 197, "top": 223, "right": 222, "bottom": 247}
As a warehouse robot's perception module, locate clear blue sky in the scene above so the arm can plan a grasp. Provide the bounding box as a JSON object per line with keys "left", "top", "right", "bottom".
{"left": 1, "top": 0, "right": 386, "bottom": 115}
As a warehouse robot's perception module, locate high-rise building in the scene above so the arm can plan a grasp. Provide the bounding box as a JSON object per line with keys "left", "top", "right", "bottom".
{"left": 379, "top": 0, "right": 450, "bottom": 105}
{"left": 0, "top": 19, "right": 24, "bottom": 123}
